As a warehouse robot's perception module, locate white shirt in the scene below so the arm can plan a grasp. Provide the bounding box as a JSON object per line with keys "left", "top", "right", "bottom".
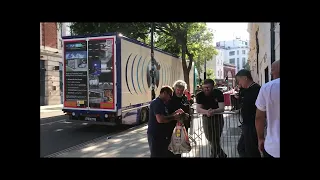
{"left": 255, "top": 78, "right": 280, "bottom": 157}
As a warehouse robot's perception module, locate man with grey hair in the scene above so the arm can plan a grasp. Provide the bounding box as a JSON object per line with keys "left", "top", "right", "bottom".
{"left": 167, "top": 80, "right": 192, "bottom": 158}
{"left": 168, "top": 80, "right": 191, "bottom": 130}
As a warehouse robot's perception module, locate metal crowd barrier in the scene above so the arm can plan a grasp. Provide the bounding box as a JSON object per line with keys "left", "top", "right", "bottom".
{"left": 182, "top": 110, "right": 242, "bottom": 158}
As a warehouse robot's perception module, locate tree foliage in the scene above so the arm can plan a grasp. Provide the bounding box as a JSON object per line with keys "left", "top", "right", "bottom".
{"left": 69, "top": 22, "right": 216, "bottom": 89}
{"left": 206, "top": 68, "right": 215, "bottom": 80}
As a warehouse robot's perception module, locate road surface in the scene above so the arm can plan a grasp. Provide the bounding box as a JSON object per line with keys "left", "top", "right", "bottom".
{"left": 40, "top": 116, "right": 129, "bottom": 157}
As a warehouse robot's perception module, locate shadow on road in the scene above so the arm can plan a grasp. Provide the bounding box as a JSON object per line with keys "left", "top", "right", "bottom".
{"left": 40, "top": 120, "right": 130, "bottom": 157}
{"left": 56, "top": 125, "right": 150, "bottom": 158}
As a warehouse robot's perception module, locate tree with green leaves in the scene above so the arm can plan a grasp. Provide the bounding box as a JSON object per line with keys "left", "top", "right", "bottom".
{"left": 206, "top": 68, "right": 215, "bottom": 80}
{"left": 69, "top": 22, "right": 216, "bottom": 89}
{"left": 154, "top": 23, "right": 217, "bottom": 88}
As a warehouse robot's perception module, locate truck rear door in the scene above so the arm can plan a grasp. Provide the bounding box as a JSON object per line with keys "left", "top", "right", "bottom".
{"left": 63, "top": 36, "right": 117, "bottom": 112}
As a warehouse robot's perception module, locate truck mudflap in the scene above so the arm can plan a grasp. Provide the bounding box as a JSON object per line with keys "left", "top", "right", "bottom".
{"left": 63, "top": 109, "right": 120, "bottom": 125}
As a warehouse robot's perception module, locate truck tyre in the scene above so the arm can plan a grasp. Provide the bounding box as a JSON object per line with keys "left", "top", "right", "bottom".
{"left": 139, "top": 108, "right": 148, "bottom": 124}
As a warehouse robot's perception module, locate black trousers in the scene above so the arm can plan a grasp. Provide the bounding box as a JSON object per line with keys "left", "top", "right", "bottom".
{"left": 263, "top": 150, "right": 274, "bottom": 158}
{"left": 231, "top": 95, "right": 240, "bottom": 110}
{"left": 202, "top": 116, "right": 227, "bottom": 158}
{"left": 148, "top": 134, "right": 180, "bottom": 158}
{"left": 237, "top": 124, "right": 261, "bottom": 157}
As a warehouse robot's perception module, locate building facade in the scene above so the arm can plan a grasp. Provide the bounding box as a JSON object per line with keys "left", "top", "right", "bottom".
{"left": 40, "top": 22, "right": 69, "bottom": 106}
{"left": 223, "top": 63, "right": 236, "bottom": 88}
{"left": 216, "top": 38, "right": 249, "bottom": 73}
{"left": 247, "top": 22, "right": 280, "bottom": 85}
{"left": 199, "top": 54, "right": 224, "bottom": 82}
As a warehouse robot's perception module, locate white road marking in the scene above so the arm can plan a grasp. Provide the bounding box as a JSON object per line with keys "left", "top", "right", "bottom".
{"left": 40, "top": 119, "right": 66, "bottom": 126}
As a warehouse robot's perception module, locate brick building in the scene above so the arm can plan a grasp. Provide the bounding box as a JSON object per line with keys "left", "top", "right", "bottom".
{"left": 40, "top": 22, "right": 64, "bottom": 106}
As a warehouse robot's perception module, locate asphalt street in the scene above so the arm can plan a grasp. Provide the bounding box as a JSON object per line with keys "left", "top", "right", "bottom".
{"left": 40, "top": 116, "right": 129, "bottom": 157}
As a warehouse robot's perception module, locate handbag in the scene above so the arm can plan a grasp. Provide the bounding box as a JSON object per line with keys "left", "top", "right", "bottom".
{"left": 168, "top": 115, "right": 192, "bottom": 154}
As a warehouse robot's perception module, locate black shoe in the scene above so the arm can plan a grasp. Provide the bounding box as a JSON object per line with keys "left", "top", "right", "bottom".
{"left": 219, "top": 154, "right": 228, "bottom": 158}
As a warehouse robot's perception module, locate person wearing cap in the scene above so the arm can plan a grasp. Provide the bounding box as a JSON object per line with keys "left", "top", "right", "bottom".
{"left": 236, "top": 69, "right": 261, "bottom": 157}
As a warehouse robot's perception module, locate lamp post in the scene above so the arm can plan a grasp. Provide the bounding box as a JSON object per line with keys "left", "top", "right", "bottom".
{"left": 151, "top": 23, "right": 156, "bottom": 100}
{"left": 204, "top": 57, "right": 207, "bottom": 80}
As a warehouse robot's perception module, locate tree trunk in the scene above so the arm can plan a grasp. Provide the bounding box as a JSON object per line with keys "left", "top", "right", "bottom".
{"left": 181, "top": 44, "right": 190, "bottom": 90}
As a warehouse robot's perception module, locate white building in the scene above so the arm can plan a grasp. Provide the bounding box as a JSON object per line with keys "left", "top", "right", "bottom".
{"left": 199, "top": 54, "right": 224, "bottom": 81}
{"left": 247, "top": 23, "right": 280, "bottom": 85}
{"left": 216, "top": 38, "right": 249, "bottom": 73}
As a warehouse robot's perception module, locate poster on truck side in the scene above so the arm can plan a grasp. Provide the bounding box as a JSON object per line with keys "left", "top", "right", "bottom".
{"left": 87, "top": 38, "right": 115, "bottom": 110}
{"left": 63, "top": 40, "right": 88, "bottom": 108}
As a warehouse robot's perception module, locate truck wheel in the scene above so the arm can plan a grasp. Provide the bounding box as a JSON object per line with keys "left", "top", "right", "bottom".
{"left": 139, "top": 108, "right": 148, "bottom": 124}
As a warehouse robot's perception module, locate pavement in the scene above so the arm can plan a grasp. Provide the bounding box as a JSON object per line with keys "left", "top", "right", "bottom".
{"left": 53, "top": 111, "right": 242, "bottom": 158}
{"left": 54, "top": 124, "right": 150, "bottom": 158}
{"left": 40, "top": 104, "right": 129, "bottom": 157}
{"left": 40, "top": 104, "right": 64, "bottom": 119}
{"left": 40, "top": 103, "right": 242, "bottom": 158}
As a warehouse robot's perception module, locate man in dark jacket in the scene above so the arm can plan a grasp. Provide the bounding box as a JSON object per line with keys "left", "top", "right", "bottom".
{"left": 167, "top": 80, "right": 192, "bottom": 158}
{"left": 167, "top": 80, "right": 192, "bottom": 133}
{"left": 235, "top": 69, "right": 261, "bottom": 157}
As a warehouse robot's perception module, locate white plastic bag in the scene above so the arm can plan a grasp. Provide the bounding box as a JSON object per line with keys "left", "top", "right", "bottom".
{"left": 168, "top": 120, "right": 192, "bottom": 154}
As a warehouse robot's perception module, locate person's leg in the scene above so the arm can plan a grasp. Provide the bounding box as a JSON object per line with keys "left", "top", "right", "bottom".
{"left": 148, "top": 134, "right": 157, "bottom": 157}
{"left": 168, "top": 153, "right": 182, "bottom": 158}
{"left": 202, "top": 116, "right": 213, "bottom": 157}
{"left": 184, "top": 119, "right": 190, "bottom": 134}
{"left": 242, "top": 125, "right": 261, "bottom": 157}
{"left": 231, "top": 95, "right": 236, "bottom": 110}
{"left": 148, "top": 134, "right": 170, "bottom": 157}
{"left": 263, "top": 150, "right": 274, "bottom": 158}
{"left": 237, "top": 130, "right": 246, "bottom": 157}
{"left": 211, "top": 118, "right": 227, "bottom": 158}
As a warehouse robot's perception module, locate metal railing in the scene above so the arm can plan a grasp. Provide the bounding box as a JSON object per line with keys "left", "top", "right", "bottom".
{"left": 182, "top": 111, "right": 242, "bottom": 158}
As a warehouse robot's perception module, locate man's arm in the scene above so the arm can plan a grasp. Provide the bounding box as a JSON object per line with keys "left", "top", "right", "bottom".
{"left": 196, "top": 104, "right": 209, "bottom": 115}
{"left": 156, "top": 114, "right": 178, "bottom": 124}
{"left": 255, "top": 109, "right": 266, "bottom": 140}
{"left": 153, "top": 100, "right": 179, "bottom": 124}
{"left": 213, "top": 90, "right": 225, "bottom": 113}
{"left": 255, "top": 87, "right": 267, "bottom": 140}
{"left": 196, "top": 93, "right": 209, "bottom": 115}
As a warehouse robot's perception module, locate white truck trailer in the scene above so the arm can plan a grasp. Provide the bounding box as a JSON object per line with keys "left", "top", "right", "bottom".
{"left": 62, "top": 33, "right": 194, "bottom": 126}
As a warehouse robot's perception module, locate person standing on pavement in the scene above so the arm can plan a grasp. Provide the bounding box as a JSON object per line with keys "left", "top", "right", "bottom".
{"left": 235, "top": 84, "right": 246, "bottom": 157}
{"left": 235, "top": 69, "right": 261, "bottom": 157}
{"left": 196, "top": 79, "right": 227, "bottom": 158}
{"left": 168, "top": 80, "right": 192, "bottom": 132}
{"left": 147, "top": 86, "right": 186, "bottom": 158}
{"left": 255, "top": 60, "right": 280, "bottom": 158}
{"left": 166, "top": 80, "right": 192, "bottom": 158}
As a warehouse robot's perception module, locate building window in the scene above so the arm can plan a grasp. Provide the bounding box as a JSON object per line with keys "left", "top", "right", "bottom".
{"left": 265, "top": 66, "right": 269, "bottom": 83}
{"left": 242, "top": 50, "right": 246, "bottom": 54}
{"left": 229, "top": 51, "right": 235, "bottom": 56}
{"left": 229, "top": 58, "right": 235, "bottom": 64}
{"left": 242, "top": 58, "right": 246, "bottom": 68}
{"left": 237, "top": 50, "right": 239, "bottom": 55}
{"left": 245, "top": 42, "right": 248, "bottom": 45}
{"left": 237, "top": 58, "right": 240, "bottom": 70}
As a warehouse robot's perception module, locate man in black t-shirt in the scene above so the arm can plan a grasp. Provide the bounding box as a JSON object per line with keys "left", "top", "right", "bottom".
{"left": 235, "top": 69, "right": 261, "bottom": 157}
{"left": 196, "top": 79, "right": 227, "bottom": 158}
{"left": 147, "top": 86, "right": 186, "bottom": 157}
